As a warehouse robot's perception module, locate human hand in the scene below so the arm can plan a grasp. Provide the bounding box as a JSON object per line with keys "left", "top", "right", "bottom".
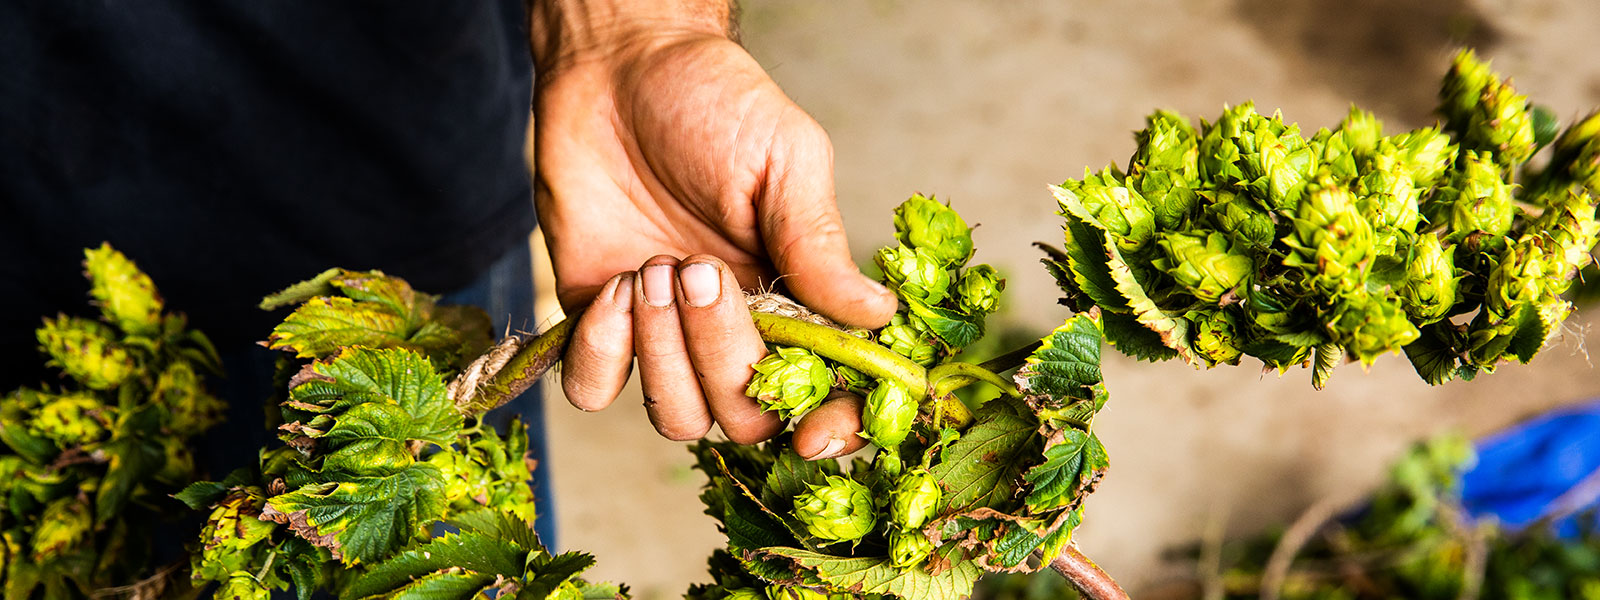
{"left": 530, "top": 2, "right": 896, "bottom": 457}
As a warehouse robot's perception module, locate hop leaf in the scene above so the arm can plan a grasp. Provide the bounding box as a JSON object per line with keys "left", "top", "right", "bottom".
{"left": 83, "top": 243, "right": 163, "bottom": 337}
{"left": 875, "top": 246, "right": 953, "bottom": 305}
{"left": 747, "top": 347, "right": 833, "bottom": 420}
{"left": 1153, "top": 231, "right": 1252, "bottom": 303}
{"left": 36, "top": 316, "right": 134, "bottom": 391}
{"left": 860, "top": 380, "right": 917, "bottom": 449}
{"left": 792, "top": 475, "right": 877, "bottom": 542}
{"left": 263, "top": 463, "right": 449, "bottom": 565}
{"left": 893, "top": 194, "right": 974, "bottom": 268}
{"left": 889, "top": 468, "right": 941, "bottom": 530}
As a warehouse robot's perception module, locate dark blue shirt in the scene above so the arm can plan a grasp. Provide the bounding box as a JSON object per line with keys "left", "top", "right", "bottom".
{"left": 0, "top": 1, "right": 536, "bottom": 387}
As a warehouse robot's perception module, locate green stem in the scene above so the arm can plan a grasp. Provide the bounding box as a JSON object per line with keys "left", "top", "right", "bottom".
{"left": 469, "top": 313, "right": 580, "bottom": 413}
{"left": 927, "top": 361, "right": 1021, "bottom": 400}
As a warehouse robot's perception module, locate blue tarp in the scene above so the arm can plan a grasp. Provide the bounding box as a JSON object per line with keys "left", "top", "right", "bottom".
{"left": 1460, "top": 399, "right": 1600, "bottom": 537}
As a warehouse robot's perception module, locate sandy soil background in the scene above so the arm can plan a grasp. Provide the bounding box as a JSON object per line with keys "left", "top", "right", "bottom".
{"left": 529, "top": 1, "right": 1600, "bottom": 597}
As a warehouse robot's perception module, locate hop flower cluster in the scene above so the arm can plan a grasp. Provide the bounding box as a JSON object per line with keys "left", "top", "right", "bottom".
{"left": 1, "top": 244, "right": 224, "bottom": 597}
{"left": 1049, "top": 50, "right": 1600, "bottom": 385}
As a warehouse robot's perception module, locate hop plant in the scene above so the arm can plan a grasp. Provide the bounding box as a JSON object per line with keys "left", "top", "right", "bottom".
{"left": 1390, "top": 127, "right": 1457, "bottom": 188}
{"left": 1128, "top": 109, "right": 1202, "bottom": 230}
{"left": 1331, "top": 296, "right": 1421, "bottom": 365}
{"left": 747, "top": 346, "right": 834, "bottom": 419}
{"left": 1190, "top": 309, "right": 1244, "bottom": 367}
{"left": 1237, "top": 114, "right": 1318, "bottom": 211}
{"left": 1056, "top": 167, "right": 1157, "bottom": 253}
{"left": 876, "top": 317, "right": 938, "bottom": 366}
{"left": 894, "top": 194, "right": 975, "bottom": 268}
{"left": 889, "top": 532, "right": 935, "bottom": 569}
{"left": 1283, "top": 179, "right": 1375, "bottom": 297}
{"left": 793, "top": 475, "right": 878, "bottom": 543}
{"left": 1427, "top": 150, "right": 1514, "bottom": 250}
{"left": 1154, "top": 230, "right": 1253, "bottom": 303}
{"left": 35, "top": 316, "right": 134, "bottom": 391}
{"left": 1545, "top": 110, "right": 1600, "bottom": 193}
{"left": 889, "top": 468, "right": 941, "bottom": 530}
{"left": 861, "top": 380, "right": 918, "bottom": 449}
{"left": 1202, "top": 189, "right": 1276, "bottom": 250}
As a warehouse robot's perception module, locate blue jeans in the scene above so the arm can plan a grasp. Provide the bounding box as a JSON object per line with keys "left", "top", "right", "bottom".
{"left": 204, "top": 243, "right": 557, "bottom": 552}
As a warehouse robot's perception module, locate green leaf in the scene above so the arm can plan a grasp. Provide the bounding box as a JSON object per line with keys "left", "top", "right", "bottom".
{"left": 1057, "top": 218, "right": 1129, "bottom": 311}
{"left": 387, "top": 570, "right": 496, "bottom": 600}
{"left": 1510, "top": 300, "right": 1568, "bottom": 363}
{"left": 520, "top": 552, "right": 600, "bottom": 600}
{"left": 343, "top": 530, "right": 525, "bottom": 599}
{"left": 445, "top": 507, "right": 540, "bottom": 552}
{"left": 330, "top": 271, "right": 428, "bottom": 327}
{"left": 318, "top": 403, "right": 437, "bottom": 475}
{"left": 289, "top": 348, "right": 459, "bottom": 447}
{"left": 904, "top": 297, "right": 984, "bottom": 349}
{"left": 1102, "top": 310, "right": 1179, "bottom": 362}
{"left": 1104, "top": 234, "right": 1200, "bottom": 364}
{"left": 1023, "top": 430, "right": 1109, "bottom": 512}
{"left": 268, "top": 296, "right": 411, "bottom": 358}
{"left": 928, "top": 404, "right": 1041, "bottom": 512}
{"left": 1403, "top": 323, "right": 1461, "bottom": 385}
{"left": 264, "top": 463, "right": 448, "bottom": 565}
{"left": 260, "top": 268, "right": 342, "bottom": 311}
{"left": 174, "top": 481, "right": 229, "bottom": 510}
{"left": 763, "top": 448, "right": 832, "bottom": 511}
{"left": 1016, "top": 315, "right": 1104, "bottom": 409}
{"left": 760, "top": 546, "right": 982, "bottom": 600}
{"left": 1311, "top": 342, "right": 1342, "bottom": 390}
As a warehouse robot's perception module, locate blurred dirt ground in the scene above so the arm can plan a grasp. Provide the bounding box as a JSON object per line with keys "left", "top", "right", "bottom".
{"left": 532, "top": 1, "right": 1600, "bottom": 598}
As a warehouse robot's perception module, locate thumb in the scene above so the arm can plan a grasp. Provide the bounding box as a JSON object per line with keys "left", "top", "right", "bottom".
{"left": 757, "top": 110, "right": 897, "bottom": 329}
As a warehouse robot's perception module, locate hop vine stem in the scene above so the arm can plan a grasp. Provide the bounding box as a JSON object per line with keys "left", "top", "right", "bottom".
{"left": 1043, "top": 545, "right": 1130, "bottom": 600}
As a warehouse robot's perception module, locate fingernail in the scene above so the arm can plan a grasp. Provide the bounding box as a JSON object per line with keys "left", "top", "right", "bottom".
{"left": 806, "top": 437, "right": 847, "bottom": 460}
{"left": 612, "top": 273, "right": 634, "bottom": 306}
{"left": 680, "top": 263, "right": 721, "bottom": 308}
{"left": 642, "top": 265, "right": 673, "bottom": 307}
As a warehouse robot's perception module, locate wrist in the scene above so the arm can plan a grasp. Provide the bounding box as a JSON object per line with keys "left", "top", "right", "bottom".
{"left": 530, "top": 0, "right": 737, "bottom": 75}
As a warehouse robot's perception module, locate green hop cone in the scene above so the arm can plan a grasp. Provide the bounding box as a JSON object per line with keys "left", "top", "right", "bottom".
{"left": 1399, "top": 234, "right": 1460, "bottom": 324}
{"left": 1331, "top": 296, "right": 1421, "bottom": 365}
{"left": 1546, "top": 110, "right": 1600, "bottom": 193}
{"left": 893, "top": 194, "right": 974, "bottom": 268}
{"left": 1528, "top": 185, "right": 1600, "bottom": 290}
{"left": 875, "top": 245, "right": 952, "bottom": 305}
{"left": 83, "top": 243, "right": 163, "bottom": 337}
{"left": 1129, "top": 109, "right": 1201, "bottom": 229}
{"left": 889, "top": 467, "right": 941, "bottom": 530}
{"left": 793, "top": 475, "right": 877, "bottom": 542}
{"left": 1338, "top": 106, "right": 1384, "bottom": 158}
{"left": 1284, "top": 180, "right": 1375, "bottom": 297}
{"left": 1057, "top": 167, "right": 1157, "bottom": 253}
{"left": 1310, "top": 127, "right": 1361, "bottom": 184}
{"left": 36, "top": 316, "right": 135, "bottom": 391}
{"left": 193, "top": 489, "right": 277, "bottom": 582}
{"left": 1357, "top": 141, "right": 1424, "bottom": 237}
{"left": 1202, "top": 188, "right": 1276, "bottom": 250}
{"left": 889, "top": 531, "right": 935, "bottom": 569}
{"left": 1198, "top": 103, "right": 1260, "bottom": 186}
{"left": 1428, "top": 150, "right": 1514, "bottom": 251}
{"left": 33, "top": 393, "right": 112, "bottom": 447}
{"left": 860, "top": 380, "right": 917, "bottom": 449}
{"left": 878, "top": 314, "right": 939, "bottom": 366}
{"left": 1438, "top": 49, "right": 1537, "bottom": 167}
{"left": 1238, "top": 114, "right": 1317, "bottom": 211}
{"left": 216, "top": 572, "right": 272, "bottom": 600}
{"left": 1390, "top": 127, "right": 1457, "bottom": 188}
{"left": 956, "top": 264, "right": 1004, "bottom": 315}
{"left": 833, "top": 364, "right": 873, "bottom": 394}
{"left": 1153, "top": 230, "right": 1253, "bottom": 303}
{"left": 154, "top": 361, "right": 226, "bottom": 437}
{"left": 1484, "top": 235, "right": 1558, "bottom": 316}
{"left": 746, "top": 347, "right": 833, "bottom": 420}
{"left": 1189, "top": 309, "right": 1244, "bottom": 366}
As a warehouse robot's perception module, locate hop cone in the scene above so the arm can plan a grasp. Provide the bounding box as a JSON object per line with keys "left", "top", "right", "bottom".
{"left": 1484, "top": 235, "right": 1558, "bottom": 316}
{"left": 833, "top": 364, "right": 873, "bottom": 394}
{"left": 36, "top": 316, "right": 134, "bottom": 391}
{"left": 861, "top": 380, "right": 917, "bottom": 449}
{"left": 890, "top": 467, "right": 941, "bottom": 530}
{"left": 1059, "top": 167, "right": 1157, "bottom": 252}
{"left": 746, "top": 347, "right": 833, "bottom": 420}
{"left": 83, "top": 242, "right": 163, "bottom": 337}
{"left": 1203, "top": 189, "right": 1276, "bottom": 250}
{"left": 33, "top": 393, "right": 112, "bottom": 448}
{"left": 1199, "top": 103, "right": 1260, "bottom": 186}
{"left": 1356, "top": 141, "right": 1424, "bottom": 251}
{"left": 793, "top": 475, "right": 877, "bottom": 542}
{"left": 1311, "top": 127, "right": 1362, "bottom": 184}
{"left": 1284, "top": 180, "right": 1375, "bottom": 297}
{"left": 1338, "top": 106, "right": 1384, "bottom": 159}
{"left": 1154, "top": 230, "right": 1253, "bottom": 303}
{"left": 1130, "top": 109, "right": 1201, "bottom": 229}
{"left": 216, "top": 573, "right": 272, "bottom": 600}
{"left": 889, "top": 531, "right": 935, "bottom": 569}
{"left": 192, "top": 489, "right": 277, "bottom": 582}
{"left": 1190, "top": 309, "right": 1244, "bottom": 366}
{"left": 1439, "top": 49, "right": 1537, "bottom": 167}
{"left": 31, "top": 497, "right": 91, "bottom": 561}
{"left": 154, "top": 361, "right": 226, "bottom": 437}
{"left": 956, "top": 264, "right": 1004, "bottom": 315}
{"left": 878, "top": 314, "right": 938, "bottom": 366}
{"left": 1547, "top": 110, "right": 1600, "bottom": 193}
{"left": 893, "top": 194, "right": 974, "bottom": 268}
{"left": 875, "top": 245, "right": 952, "bottom": 305}
{"left": 1390, "top": 127, "right": 1457, "bottom": 188}
{"left": 1238, "top": 115, "right": 1317, "bottom": 211}
{"left": 1527, "top": 184, "right": 1600, "bottom": 291}
{"left": 1399, "top": 234, "right": 1460, "bottom": 324}
{"left": 1428, "top": 151, "right": 1514, "bottom": 250}
{"left": 1331, "top": 296, "right": 1420, "bottom": 365}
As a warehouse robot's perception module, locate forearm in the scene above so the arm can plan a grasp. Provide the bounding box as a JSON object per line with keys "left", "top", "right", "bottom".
{"left": 529, "top": 0, "right": 738, "bottom": 73}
